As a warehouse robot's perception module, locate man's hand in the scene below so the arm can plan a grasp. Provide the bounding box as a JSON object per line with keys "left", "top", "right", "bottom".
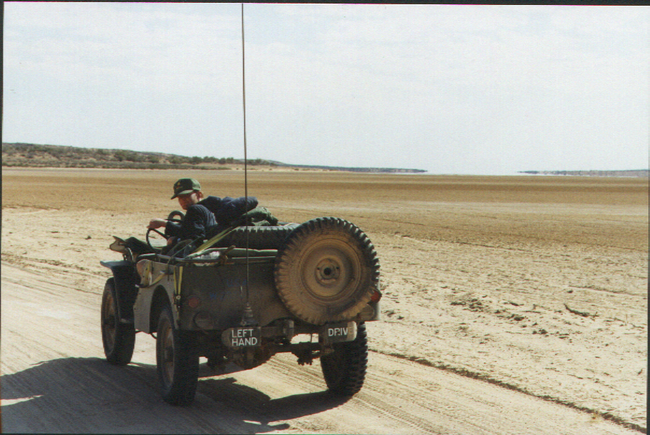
{"left": 148, "top": 219, "right": 167, "bottom": 230}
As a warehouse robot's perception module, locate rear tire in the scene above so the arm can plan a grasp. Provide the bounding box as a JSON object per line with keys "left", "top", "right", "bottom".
{"left": 101, "top": 278, "right": 135, "bottom": 365}
{"left": 321, "top": 323, "right": 368, "bottom": 396}
{"left": 156, "top": 305, "right": 199, "bottom": 406}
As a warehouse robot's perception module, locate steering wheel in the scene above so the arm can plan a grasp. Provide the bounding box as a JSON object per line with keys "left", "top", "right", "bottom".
{"left": 167, "top": 210, "right": 184, "bottom": 224}
{"left": 146, "top": 210, "right": 185, "bottom": 253}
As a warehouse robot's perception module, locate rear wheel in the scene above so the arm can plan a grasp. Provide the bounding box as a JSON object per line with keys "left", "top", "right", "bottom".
{"left": 321, "top": 323, "right": 368, "bottom": 396}
{"left": 101, "top": 278, "right": 135, "bottom": 365}
{"left": 156, "top": 305, "right": 199, "bottom": 405}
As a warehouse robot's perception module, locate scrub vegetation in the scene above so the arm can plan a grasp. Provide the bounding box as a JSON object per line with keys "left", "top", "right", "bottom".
{"left": 1, "top": 142, "right": 267, "bottom": 170}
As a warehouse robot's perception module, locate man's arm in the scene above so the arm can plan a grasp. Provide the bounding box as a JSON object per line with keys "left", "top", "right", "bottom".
{"left": 167, "top": 204, "right": 216, "bottom": 240}
{"left": 148, "top": 219, "right": 167, "bottom": 230}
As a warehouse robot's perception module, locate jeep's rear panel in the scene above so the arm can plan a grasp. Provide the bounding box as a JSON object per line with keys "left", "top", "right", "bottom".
{"left": 177, "top": 259, "right": 292, "bottom": 331}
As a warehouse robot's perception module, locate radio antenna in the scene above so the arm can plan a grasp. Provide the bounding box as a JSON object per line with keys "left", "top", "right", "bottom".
{"left": 241, "top": 2, "right": 248, "bottom": 205}
{"left": 240, "top": 3, "right": 256, "bottom": 327}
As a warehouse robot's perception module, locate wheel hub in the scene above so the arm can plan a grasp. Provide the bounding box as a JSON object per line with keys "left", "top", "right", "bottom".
{"left": 315, "top": 258, "right": 341, "bottom": 284}
{"left": 161, "top": 328, "right": 175, "bottom": 383}
{"left": 303, "top": 244, "right": 355, "bottom": 299}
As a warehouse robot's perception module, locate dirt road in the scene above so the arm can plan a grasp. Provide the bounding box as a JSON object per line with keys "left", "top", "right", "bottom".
{"left": 2, "top": 168, "right": 647, "bottom": 433}
{"left": 1, "top": 264, "right": 638, "bottom": 435}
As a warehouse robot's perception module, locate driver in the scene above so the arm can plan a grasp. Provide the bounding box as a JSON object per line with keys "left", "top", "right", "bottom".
{"left": 148, "top": 178, "right": 258, "bottom": 245}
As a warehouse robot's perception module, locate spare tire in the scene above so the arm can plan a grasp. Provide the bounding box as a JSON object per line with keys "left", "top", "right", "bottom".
{"left": 274, "top": 217, "right": 380, "bottom": 325}
{"left": 213, "top": 224, "right": 299, "bottom": 250}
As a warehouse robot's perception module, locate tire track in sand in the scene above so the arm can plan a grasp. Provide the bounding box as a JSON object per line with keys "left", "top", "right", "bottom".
{"left": 1, "top": 264, "right": 641, "bottom": 434}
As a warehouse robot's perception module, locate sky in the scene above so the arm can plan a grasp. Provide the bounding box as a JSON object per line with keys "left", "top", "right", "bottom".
{"left": 3, "top": 2, "right": 649, "bottom": 175}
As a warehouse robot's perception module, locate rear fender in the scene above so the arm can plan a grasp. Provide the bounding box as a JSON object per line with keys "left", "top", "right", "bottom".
{"left": 132, "top": 283, "right": 174, "bottom": 334}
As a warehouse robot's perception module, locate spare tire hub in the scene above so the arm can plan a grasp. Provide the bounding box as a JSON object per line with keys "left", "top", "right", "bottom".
{"left": 316, "top": 258, "right": 341, "bottom": 285}
{"left": 302, "top": 244, "right": 356, "bottom": 299}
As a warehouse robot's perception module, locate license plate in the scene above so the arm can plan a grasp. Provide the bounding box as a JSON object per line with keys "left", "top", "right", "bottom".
{"left": 320, "top": 321, "right": 357, "bottom": 344}
{"left": 222, "top": 326, "right": 262, "bottom": 348}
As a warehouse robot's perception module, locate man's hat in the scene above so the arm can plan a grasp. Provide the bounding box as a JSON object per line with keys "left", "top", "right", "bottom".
{"left": 171, "top": 178, "right": 201, "bottom": 199}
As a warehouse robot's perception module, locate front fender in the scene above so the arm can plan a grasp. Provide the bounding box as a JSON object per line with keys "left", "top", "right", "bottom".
{"left": 100, "top": 260, "right": 138, "bottom": 323}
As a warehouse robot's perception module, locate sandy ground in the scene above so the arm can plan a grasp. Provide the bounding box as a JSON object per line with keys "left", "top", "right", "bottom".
{"left": 1, "top": 167, "right": 647, "bottom": 434}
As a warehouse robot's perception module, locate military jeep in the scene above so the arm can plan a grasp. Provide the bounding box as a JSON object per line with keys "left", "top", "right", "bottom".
{"left": 100, "top": 215, "right": 381, "bottom": 405}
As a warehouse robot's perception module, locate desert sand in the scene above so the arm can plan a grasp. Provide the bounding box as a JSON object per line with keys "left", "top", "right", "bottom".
{"left": 1, "top": 167, "right": 647, "bottom": 434}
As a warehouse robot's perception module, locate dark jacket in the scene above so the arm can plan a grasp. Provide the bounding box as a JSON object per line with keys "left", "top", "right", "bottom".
{"left": 200, "top": 196, "right": 258, "bottom": 226}
{"left": 165, "top": 196, "right": 258, "bottom": 241}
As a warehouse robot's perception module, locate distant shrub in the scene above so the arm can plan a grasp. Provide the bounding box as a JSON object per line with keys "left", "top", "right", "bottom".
{"left": 4, "top": 143, "right": 251, "bottom": 171}
{"left": 169, "top": 156, "right": 187, "bottom": 164}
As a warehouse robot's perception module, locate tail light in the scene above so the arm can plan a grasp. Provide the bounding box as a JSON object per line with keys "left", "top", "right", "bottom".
{"left": 186, "top": 296, "right": 201, "bottom": 309}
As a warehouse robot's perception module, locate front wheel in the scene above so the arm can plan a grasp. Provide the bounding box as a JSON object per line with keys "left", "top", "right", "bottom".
{"left": 321, "top": 322, "right": 368, "bottom": 396}
{"left": 156, "top": 305, "right": 199, "bottom": 405}
{"left": 101, "top": 278, "right": 135, "bottom": 365}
